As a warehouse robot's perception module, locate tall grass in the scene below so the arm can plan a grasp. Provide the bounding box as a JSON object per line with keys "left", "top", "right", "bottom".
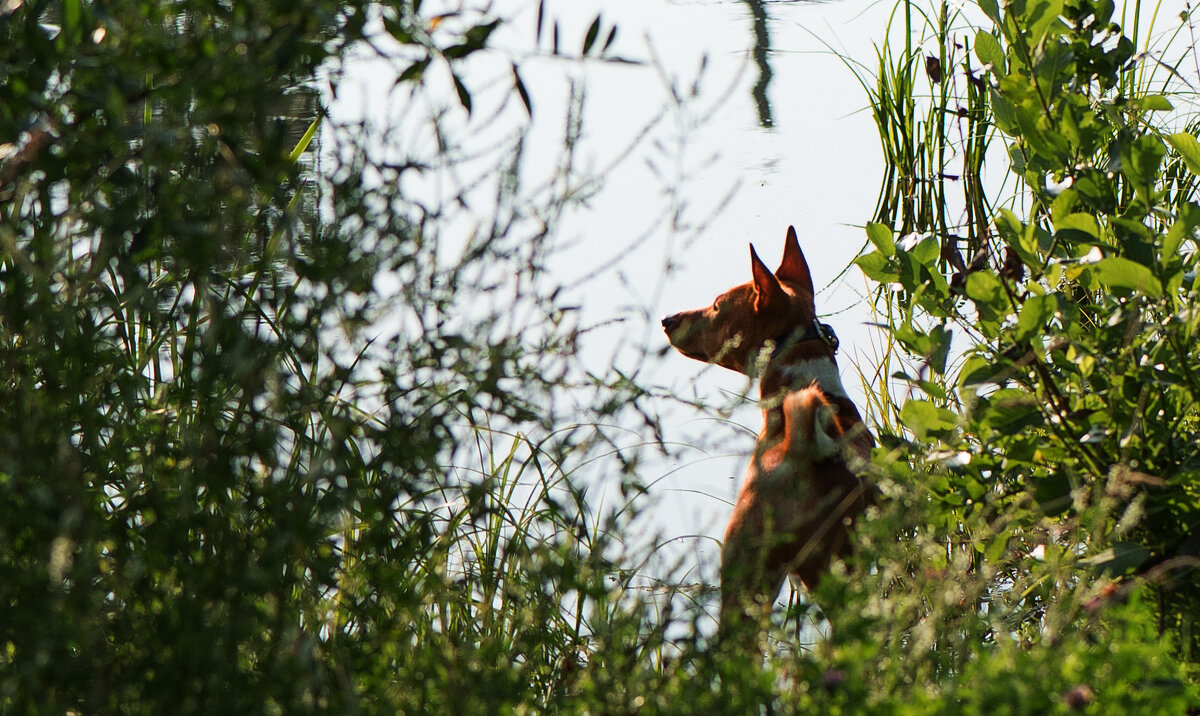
{"left": 847, "top": 0, "right": 998, "bottom": 274}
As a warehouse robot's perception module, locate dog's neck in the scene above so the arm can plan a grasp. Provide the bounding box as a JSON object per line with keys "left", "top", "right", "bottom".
{"left": 757, "top": 321, "right": 846, "bottom": 401}
{"left": 759, "top": 348, "right": 846, "bottom": 403}
{"left": 756, "top": 325, "right": 866, "bottom": 451}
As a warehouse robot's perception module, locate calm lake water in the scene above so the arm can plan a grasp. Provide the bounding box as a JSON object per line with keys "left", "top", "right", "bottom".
{"left": 328, "top": 0, "right": 949, "bottom": 611}
{"left": 331, "top": 0, "right": 1195, "bottom": 625}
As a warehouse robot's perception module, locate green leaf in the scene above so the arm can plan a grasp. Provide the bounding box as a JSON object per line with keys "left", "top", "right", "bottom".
{"left": 1167, "top": 133, "right": 1200, "bottom": 175}
{"left": 854, "top": 252, "right": 898, "bottom": 282}
{"left": 995, "top": 208, "right": 1042, "bottom": 265}
{"left": 963, "top": 478, "right": 986, "bottom": 502}
{"left": 1014, "top": 293, "right": 1056, "bottom": 343}
{"left": 512, "top": 64, "right": 532, "bottom": 117}
{"left": 61, "top": 0, "right": 84, "bottom": 46}
{"left": 1090, "top": 256, "right": 1162, "bottom": 296}
{"left": 582, "top": 16, "right": 601, "bottom": 55}
{"left": 979, "top": 389, "right": 1043, "bottom": 433}
{"left": 866, "top": 222, "right": 895, "bottom": 258}
{"left": 287, "top": 116, "right": 320, "bottom": 164}
{"left": 1163, "top": 203, "right": 1200, "bottom": 258}
{"left": 1080, "top": 542, "right": 1149, "bottom": 575}
{"left": 900, "top": 399, "right": 957, "bottom": 440}
{"left": 1121, "top": 134, "right": 1166, "bottom": 187}
{"left": 964, "top": 271, "right": 1004, "bottom": 306}
{"left": 446, "top": 20, "right": 501, "bottom": 59}
{"left": 911, "top": 235, "right": 940, "bottom": 267}
{"left": 989, "top": 89, "right": 1021, "bottom": 135}
{"left": 1163, "top": 220, "right": 1187, "bottom": 262}
{"left": 928, "top": 325, "right": 953, "bottom": 375}
{"left": 1022, "top": 0, "right": 1068, "bottom": 47}
{"left": 602, "top": 26, "right": 619, "bottom": 54}
{"left": 894, "top": 319, "right": 929, "bottom": 354}
{"left": 1049, "top": 188, "right": 1077, "bottom": 222}
{"left": 464, "top": 19, "right": 501, "bottom": 48}
{"left": 895, "top": 251, "right": 923, "bottom": 293}
{"left": 985, "top": 529, "right": 1012, "bottom": 563}
{"left": 1139, "top": 95, "right": 1174, "bottom": 112}
{"left": 975, "top": 31, "right": 1005, "bottom": 71}
{"left": 959, "top": 353, "right": 1000, "bottom": 387}
{"left": 384, "top": 16, "right": 415, "bottom": 44}
{"left": 1055, "top": 213, "right": 1101, "bottom": 239}
{"left": 398, "top": 56, "right": 432, "bottom": 83}
{"left": 452, "top": 72, "right": 473, "bottom": 114}
{"left": 1035, "top": 473, "right": 1072, "bottom": 515}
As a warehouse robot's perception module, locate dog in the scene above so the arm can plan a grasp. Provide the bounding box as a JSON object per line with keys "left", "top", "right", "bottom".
{"left": 661, "top": 226, "right": 873, "bottom": 647}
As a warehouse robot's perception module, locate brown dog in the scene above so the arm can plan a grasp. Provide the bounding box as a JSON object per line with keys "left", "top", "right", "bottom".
{"left": 661, "top": 226, "right": 873, "bottom": 646}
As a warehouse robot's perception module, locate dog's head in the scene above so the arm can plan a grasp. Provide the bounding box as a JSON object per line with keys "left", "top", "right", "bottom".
{"left": 661, "top": 226, "right": 824, "bottom": 375}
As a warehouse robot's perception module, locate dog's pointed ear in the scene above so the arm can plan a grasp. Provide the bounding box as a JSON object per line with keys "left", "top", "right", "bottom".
{"left": 776, "top": 225, "right": 815, "bottom": 295}
{"left": 750, "top": 243, "right": 785, "bottom": 310}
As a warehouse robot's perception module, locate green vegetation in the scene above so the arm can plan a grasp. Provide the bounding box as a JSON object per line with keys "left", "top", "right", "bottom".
{"left": 850, "top": 0, "right": 1200, "bottom": 709}
{"left": 0, "top": 0, "right": 1196, "bottom": 713}
{"left": 0, "top": 1, "right": 641, "bottom": 711}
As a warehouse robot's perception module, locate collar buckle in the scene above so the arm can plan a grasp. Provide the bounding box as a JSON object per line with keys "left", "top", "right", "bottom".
{"left": 813, "top": 320, "right": 840, "bottom": 353}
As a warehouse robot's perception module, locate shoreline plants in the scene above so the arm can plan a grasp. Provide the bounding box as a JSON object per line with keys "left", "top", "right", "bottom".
{"left": 847, "top": 0, "right": 1200, "bottom": 709}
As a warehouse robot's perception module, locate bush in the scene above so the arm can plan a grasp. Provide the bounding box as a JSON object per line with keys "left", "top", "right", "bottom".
{"left": 850, "top": 0, "right": 1200, "bottom": 708}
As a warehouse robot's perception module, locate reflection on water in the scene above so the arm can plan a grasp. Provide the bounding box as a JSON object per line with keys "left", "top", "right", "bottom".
{"left": 744, "top": 0, "right": 774, "bottom": 128}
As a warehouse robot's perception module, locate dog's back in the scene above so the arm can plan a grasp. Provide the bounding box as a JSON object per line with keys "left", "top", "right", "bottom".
{"left": 718, "top": 385, "right": 868, "bottom": 640}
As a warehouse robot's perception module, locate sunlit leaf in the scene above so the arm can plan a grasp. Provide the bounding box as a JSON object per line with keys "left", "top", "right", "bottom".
{"left": 1167, "top": 132, "right": 1200, "bottom": 175}
{"left": 866, "top": 222, "right": 895, "bottom": 258}
{"left": 964, "top": 271, "right": 1004, "bottom": 306}
{"left": 1121, "top": 134, "right": 1166, "bottom": 188}
{"left": 912, "top": 235, "right": 939, "bottom": 267}
{"left": 854, "top": 251, "right": 898, "bottom": 282}
{"left": 1090, "top": 256, "right": 1162, "bottom": 296}
{"left": 900, "top": 399, "right": 957, "bottom": 440}
{"left": 959, "top": 353, "right": 1001, "bottom": 387}
{"left": 1014, "top": 292, "right": 1056, "bottom": 343}
{"left": 975, "top": 30, "right": 1004, "bottom": 71}
{"left": 1055, "top": 213, "right": 1101, "bottom": 239}
{"left": 985, "top": 529, "right": 1011, "bottom": 563}
{"left": 1080, "top": 542, "right": 1149, "bottom": 575}
{"left": 1139, "top": 95, "right": 1174, "bottom": 112}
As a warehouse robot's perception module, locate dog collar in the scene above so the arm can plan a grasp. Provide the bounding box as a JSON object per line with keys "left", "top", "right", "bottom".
{"left": 774, "top": 319, "right": 840, "bottom": 355}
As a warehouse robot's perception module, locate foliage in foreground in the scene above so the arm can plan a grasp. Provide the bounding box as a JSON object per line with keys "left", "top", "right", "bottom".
{"left": 0, "top": 1, "right": 641, "bottom": 712}
{"left": 0, "top": 0, "right": 1197, "bottom": 713}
